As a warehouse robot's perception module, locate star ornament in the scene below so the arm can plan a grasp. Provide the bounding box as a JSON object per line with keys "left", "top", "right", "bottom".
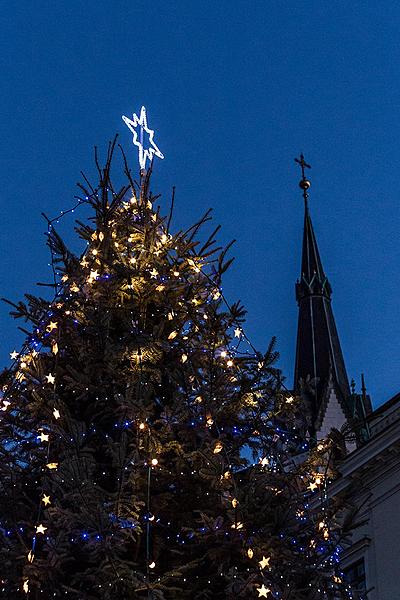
{"left": 39, "top": 431, "right": 49, "bottom": 443}
{"left": 259, "top": 555, "right": 271, "bottom": 570}
{"left": 257, "top": 584, "right": 271, "bottom": 597}
{"left": 89, "top": 270, "right": 99, "bottom": 281}
{"left": 36, "top": 523, "right": 47, "bottom": 535}
{"left": 45, "top": 373, "right": 55, "bottom": 385}
{"left": 42, "top": 494, "right": 51, "bottom": 507}
{"left": 47, "top": 321, "right": 58, "bottom": 332}
{"left": 46, "top": 462, "right": 59, "bottom": 470}
{"left": 122, "top": 106, "right": 164, "bottom": 171}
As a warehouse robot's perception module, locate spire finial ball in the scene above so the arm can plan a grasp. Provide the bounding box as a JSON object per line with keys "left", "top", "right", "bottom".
{"left": 299, "top": 179, "right": 311, "bottom": 190}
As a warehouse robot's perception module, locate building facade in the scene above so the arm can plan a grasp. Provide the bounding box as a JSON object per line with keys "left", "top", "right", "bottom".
{"left": 338, "top": 394, "right": 400, "bottom": 599}
{"left": 292, "top": 158, "right": 400, "bottom": 599}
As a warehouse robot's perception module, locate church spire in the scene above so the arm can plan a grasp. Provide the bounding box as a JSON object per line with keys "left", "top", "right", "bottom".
{"left": 293, "top": 155, "right": 352, "bottom": 438}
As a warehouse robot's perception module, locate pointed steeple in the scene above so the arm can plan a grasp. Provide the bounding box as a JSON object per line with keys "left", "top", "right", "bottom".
{"left": 293, "top": 155, "right": 352, "bottom": 438}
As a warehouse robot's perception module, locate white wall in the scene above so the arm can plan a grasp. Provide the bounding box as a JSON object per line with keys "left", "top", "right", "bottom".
{"left": 339, "top": 408, "right": 400, "bottom": 600}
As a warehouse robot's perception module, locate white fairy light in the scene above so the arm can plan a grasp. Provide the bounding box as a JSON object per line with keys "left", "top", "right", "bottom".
{"left": 122, "top": 106, "right": 164, "bottom": 171}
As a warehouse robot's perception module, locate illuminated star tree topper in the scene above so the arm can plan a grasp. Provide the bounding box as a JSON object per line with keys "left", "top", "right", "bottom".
{"left": 122, "top": 105, "right": 164, "bottom": 172}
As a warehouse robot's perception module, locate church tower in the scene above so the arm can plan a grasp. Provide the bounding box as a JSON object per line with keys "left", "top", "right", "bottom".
{"left": 293, "top": 155, "right": 372, "bottom": 443}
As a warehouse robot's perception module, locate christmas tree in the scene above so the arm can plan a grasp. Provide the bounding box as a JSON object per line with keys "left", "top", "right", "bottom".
{"left": 0, "top": 118, "right": 360, "bottom": 599}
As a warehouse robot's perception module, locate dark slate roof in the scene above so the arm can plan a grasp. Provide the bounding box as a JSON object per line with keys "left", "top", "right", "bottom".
{"left": 294, "top": 203, "right": 352, "bottom": 432}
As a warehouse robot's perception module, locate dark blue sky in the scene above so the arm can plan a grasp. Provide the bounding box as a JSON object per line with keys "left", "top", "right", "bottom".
{"left": 1, "top": 2, "right": 399, "bottom": 407}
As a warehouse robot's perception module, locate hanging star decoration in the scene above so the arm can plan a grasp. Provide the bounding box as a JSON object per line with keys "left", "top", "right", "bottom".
{"left": 39, "top": 431, "right": 49, "bottom": 443}
{"left": 42, "top": 494, "right": 51, "bottom": 507}
{"left": 46, "top": 321, "right": 58, "bottom": 332}
{"left": 259, "top": 555, "right": 271, "bottom": 570}
{"left": 257, "top": 584, "right": 271, "bottom": 597}
{"left": 122, "top": 106, "right": 164, "bottom": 171}
{"left": 46, "top": 462, "right": 58, "bottom": 470}
{"left": 35, "top": 524, "right": 47, "bottom": 535}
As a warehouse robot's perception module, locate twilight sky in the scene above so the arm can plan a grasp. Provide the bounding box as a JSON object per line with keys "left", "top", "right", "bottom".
{"left": 1, "top": 2, "right": 399, "bottom": 407}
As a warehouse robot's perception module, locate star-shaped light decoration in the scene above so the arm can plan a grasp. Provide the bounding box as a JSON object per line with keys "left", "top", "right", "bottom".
{"left": 10, "top": 350, "right": 19, "bottom": 360}
{"left": 308, "top": 474, "right": 323, "bottom": 492}
{"left": 234, "top": 327, "right": 242, "bottom": 338}
{"left": 53, "top": 408, "right": 61, "bottom": 420}
{"left": 35, "top": 524, "right": 47, "bottom": 535}
{"left": 42, "top": 494, "right": 51, "bottom": 507}
{"left": 259, "top": 556, "right": 271, "bottom": 570}
{"left": 45, "top": 373, "right": 55, "bottom": 385}
{"left": 257, "top": 584, "right": 271, "bottom": 597}
{"left": 122, "top": 106, "right": 164, "bottom": 171}
{"left": 39, "top": 431, "right": 49, "bottom": 443}
{"left": 46, "top": 462, "right": 59, "bottom": 470}
{"left": 47, "top": 321, "right": 58, "bottom": 332}
{"left": 89, "top": 270, "right": 99, "bottom": 281}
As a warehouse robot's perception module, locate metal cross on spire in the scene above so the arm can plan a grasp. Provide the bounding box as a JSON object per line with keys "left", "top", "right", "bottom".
{"left": 122, "top": 106, "right": 164, "bottom": 173}
{"left": 295, "top": 153, "right": 311, "bottom": 207}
